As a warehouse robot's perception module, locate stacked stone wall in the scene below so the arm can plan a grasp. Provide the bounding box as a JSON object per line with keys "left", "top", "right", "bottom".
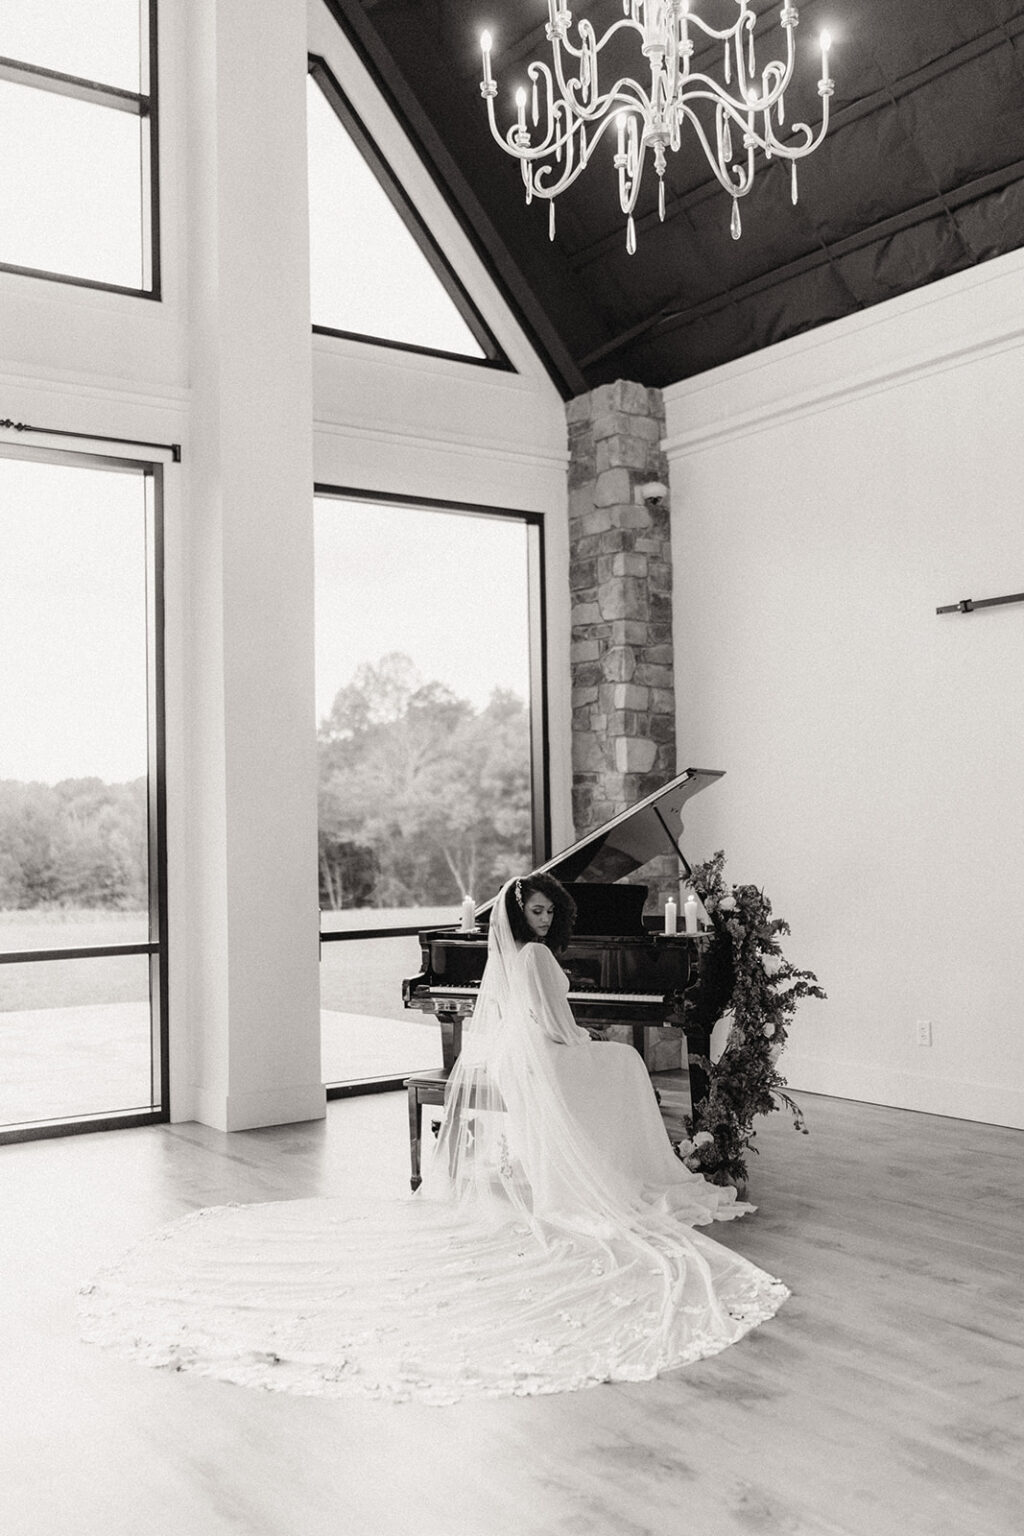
{"left": 567, "top": 381, "right": 681, "bottom": 1071}
{"left": 567, "top": 379, "right": 675, "bottom": 846}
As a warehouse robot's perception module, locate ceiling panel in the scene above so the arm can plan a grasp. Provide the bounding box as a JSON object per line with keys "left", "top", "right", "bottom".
{"left": 345, "top": 0, "right": 1024, "bottom": 394}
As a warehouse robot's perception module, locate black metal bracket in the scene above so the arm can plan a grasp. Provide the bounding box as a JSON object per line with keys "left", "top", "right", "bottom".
{"left": 936, "top": 590, "right": 1024, "bottom": 616}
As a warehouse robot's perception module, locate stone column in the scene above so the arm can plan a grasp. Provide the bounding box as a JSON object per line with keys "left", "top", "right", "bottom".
{"left": 567, "top": 380, "right": 675, "bottom": 842}
{"left": 567, "top": 381, "right": 680, "bottom": 1068}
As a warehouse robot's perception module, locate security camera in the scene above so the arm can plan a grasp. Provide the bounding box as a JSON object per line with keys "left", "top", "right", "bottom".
{"left": 639, "top": 480, "right": 668, "bottom": 505}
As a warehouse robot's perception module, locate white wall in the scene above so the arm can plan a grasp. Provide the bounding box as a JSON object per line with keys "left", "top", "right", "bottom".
{"left": 664, "top": 252, "right": 1024, "bottom": 1129}
{"left": 0, "top": 0, "right": 569, "bottom": 1130}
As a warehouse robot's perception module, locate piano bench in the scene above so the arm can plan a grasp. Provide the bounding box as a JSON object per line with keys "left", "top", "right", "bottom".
{"left": 404, "top": 1068, "right": 449, "bottom": 1192}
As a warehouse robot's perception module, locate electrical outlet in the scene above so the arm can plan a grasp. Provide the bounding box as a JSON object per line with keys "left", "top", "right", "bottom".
{"left": 915, "top": 1019, "right": 933, "bottom": 1047}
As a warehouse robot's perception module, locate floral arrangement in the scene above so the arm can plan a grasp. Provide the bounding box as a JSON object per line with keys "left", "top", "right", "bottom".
{"left": 673, "top": 850, "right": 825, "bottom": 1190}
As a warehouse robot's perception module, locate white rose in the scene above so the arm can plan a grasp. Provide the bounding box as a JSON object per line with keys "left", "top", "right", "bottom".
{"left": 763, "top": 1022, "right": 776, "bottom": 1039}
{"left": 761, "top": 953, "right": 783, "bottom": 977}
{"left": 694, "top": 1130, "right": 715, "bottom": 1148}
{"left": 718, "top": 894, "right": 737, "bottom": 912}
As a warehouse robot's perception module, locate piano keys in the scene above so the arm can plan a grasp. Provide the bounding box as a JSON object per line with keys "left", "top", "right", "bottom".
{"left": 402, "top": 766, "right": 725, "bottom": 1107}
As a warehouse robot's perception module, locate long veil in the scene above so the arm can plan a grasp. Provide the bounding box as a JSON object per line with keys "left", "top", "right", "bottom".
{"left": 424, "top": 877, "right": 531, "bottom": 1218}
{"left": 424, "top": 879, "right": 730, "bottom": 1238}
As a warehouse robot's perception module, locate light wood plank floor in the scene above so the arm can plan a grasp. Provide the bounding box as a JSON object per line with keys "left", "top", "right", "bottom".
{"left": 1, "top": 1088, "right": 1021, "bottom": 1536}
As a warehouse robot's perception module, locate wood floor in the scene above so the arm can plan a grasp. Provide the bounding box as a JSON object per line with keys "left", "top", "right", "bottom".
{"left": 1, "top": 1087, "right": 1021, "bottom": 1536}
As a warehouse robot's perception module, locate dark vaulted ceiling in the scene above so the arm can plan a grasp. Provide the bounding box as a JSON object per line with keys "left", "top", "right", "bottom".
{"left": 330, "top": 1, "right": 1024, "bottom": 397}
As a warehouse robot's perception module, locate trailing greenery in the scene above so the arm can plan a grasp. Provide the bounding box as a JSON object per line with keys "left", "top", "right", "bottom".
{"left": 674, "top": 850, "right": 825, "bottom": 1190}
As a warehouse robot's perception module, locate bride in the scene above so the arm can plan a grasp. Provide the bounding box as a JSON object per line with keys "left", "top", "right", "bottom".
{"left": 78, "top": 874, "right": 788, "bottom": 1404}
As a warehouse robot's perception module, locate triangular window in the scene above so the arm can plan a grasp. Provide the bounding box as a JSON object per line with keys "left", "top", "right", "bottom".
{"left": 307, "top": 60, "right": 504, "bottom": 365}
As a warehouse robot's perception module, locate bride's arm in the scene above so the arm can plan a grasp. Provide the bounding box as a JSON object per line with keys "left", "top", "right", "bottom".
{"left": 518, "top": 943, "right": 591, "bottom": 1046}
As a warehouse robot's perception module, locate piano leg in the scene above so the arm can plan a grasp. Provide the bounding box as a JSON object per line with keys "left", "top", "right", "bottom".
{"left": 408, "top": 1083, "right": 424, "bottom": 1192}
{"left": 630, "top": 1023, "right": 655, "bottom": 1068}
{"left": 630, "top": 1023, "right": 712, "bottom": 1121}
{"left": 684, "top": 1026, "right": 711, "bottom": 1114}
{"left": 437, "top": 1011, "right": 464, "bottom": 1073}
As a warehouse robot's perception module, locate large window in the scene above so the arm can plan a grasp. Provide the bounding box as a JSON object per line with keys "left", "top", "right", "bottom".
{"left": 0, "top": 449, "right": 166, "bottom": 1141}
{"left": 307, "top": 57, "right": 506, "bottom": 366}
{"left": 0, "top": 0, "right": 158, "bottom": 292}
{"left": 315, "top": 491, "right": 546, "bottom": 1087}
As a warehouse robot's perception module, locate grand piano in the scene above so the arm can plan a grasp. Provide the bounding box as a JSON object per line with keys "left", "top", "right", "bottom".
{"left": 403, "top": 766, "right": 726, "bottom": 1110}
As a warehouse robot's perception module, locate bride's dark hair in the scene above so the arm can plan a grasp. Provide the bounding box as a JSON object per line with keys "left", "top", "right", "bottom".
{"left": 504, "top": 872, "right": 577, "bottom": 951}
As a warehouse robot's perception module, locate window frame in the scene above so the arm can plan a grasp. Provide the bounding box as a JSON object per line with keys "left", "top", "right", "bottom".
{"left": 314, "top": 484, "right": 550, "bottom": 1095}
{"left": 307, "top": 56, "right": 512, "bottom": 371}
{"left": 0, "top": 0, "right": 161, "bottom": 297}
{"left": 0, "top": 442, "right": 169, "bottom": 1144}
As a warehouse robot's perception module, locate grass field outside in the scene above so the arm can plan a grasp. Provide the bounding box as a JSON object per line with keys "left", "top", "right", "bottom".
{"left": 0, "top": 906, "right": 455, "bottom": 1124}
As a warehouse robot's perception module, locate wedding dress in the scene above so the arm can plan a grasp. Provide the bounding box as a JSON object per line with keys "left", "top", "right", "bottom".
{"left": 78, "top": 881, "right": 787, "bottom": 1403}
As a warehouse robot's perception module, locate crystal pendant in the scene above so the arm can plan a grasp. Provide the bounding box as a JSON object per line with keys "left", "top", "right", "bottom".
{"left": 730, "top": 199, "right": 741, "bottom": 240}
{"left": 791, "top": 160, "right": 799, "bottom": 205}
{"left": 724, "top": 41, "right": 731, "bottom": 85}
{"left": 778, "top": 93, "right": 786, "bottom": 126}
{"left": 659, "top": 180, "right": 666, "bottom": 222}
{"left": 549, "top": 201, "right": 556, "bottom": 241}
{"left": 723, "top": 116, "right": 733, "bottom": 162}
{"left": 626, "top": 215, "right": 637, "bottom": 255}
{"left": 532, "top": 80, "right": 539, "bottom": 126}
{"left": 748, "top": 27, "right": 755, "bottom": 76}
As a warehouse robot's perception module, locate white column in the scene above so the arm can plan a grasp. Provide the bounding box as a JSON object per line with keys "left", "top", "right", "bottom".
{"left": 176, "top": 0, "right": 323, "bottom": 1129}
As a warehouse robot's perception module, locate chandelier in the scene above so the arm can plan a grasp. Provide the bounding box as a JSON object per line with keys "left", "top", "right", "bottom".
{"left": 478, "top": 2, "right": 835, "bottom": 250}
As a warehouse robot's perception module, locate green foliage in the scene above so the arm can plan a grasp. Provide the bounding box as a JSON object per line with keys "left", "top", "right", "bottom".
{"left": 0, "top": 777, "right": 148, "bottom": 910}
{"left": 317, "top": 653, "right": 532, "bottom": 908}
{"left": 676, "top": 850, "right": 826, "bottom": 1189}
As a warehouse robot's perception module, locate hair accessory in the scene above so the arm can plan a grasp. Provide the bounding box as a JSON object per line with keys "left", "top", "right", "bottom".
{"left": 514, "top": 878, "right": 524, "bottom": 909}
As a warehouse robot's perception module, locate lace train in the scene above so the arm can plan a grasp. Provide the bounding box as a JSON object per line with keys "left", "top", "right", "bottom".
{"left": 78, "top": 1193, "right": 788, "bottom": 1405}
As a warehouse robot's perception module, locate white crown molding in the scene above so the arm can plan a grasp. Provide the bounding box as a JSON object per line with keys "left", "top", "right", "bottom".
{"left": 0, "top": 364, "right": 190, "bottom": 416}
{"left": 664, "top": 249, "right": 1024, "bottom": 455}
{"left": 312, "top": 412, "right": 568, "bottom": 473}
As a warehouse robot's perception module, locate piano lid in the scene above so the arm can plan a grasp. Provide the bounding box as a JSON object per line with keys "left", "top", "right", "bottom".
{"left": 476, "top": 766, "right": 724, "bottom": 916}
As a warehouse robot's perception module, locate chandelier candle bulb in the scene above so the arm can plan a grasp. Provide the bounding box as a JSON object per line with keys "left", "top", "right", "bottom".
{"left": 480, "top": 32, "right": 493, "bottom": 89}
{"left": 820, "top": 31, "right": 832, "bottom": 87}
{"left": 664, "top": 897, "right": 678, "bottom": 936}
{"left": 460, "top": 895, "right": 476, "bottom": 933}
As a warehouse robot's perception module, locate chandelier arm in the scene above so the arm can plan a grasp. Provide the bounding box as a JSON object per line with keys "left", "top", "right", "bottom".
{"left": 680, "top": 7, "right": 753, "bottom": 45}
{"left": 547, "top": 39, "right": 653, "bottom": 127}
{"left": 552, "top": 15, "right": 642, "bottom": 63}
{"left": 489, "top": 81, "right": 649, "bottom": 168}
{"left": 532, "top": 111, "right": 631, "bottom": 201}
{"left": 775, "top": 112, "right": 830, "bottom": 159}
{"left": 679, "top": 66, "right": 791, "bottom": 117}
{"left": 676, "top": 105, "right": 755, "bottom": 199}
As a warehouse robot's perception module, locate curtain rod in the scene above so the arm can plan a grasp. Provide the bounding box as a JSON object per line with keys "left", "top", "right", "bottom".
{"left": 1, "top": 418, "right": 181, "bottom": 462}
{"left": 936, "top": 591, "right": 1024, "bottom": 615}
